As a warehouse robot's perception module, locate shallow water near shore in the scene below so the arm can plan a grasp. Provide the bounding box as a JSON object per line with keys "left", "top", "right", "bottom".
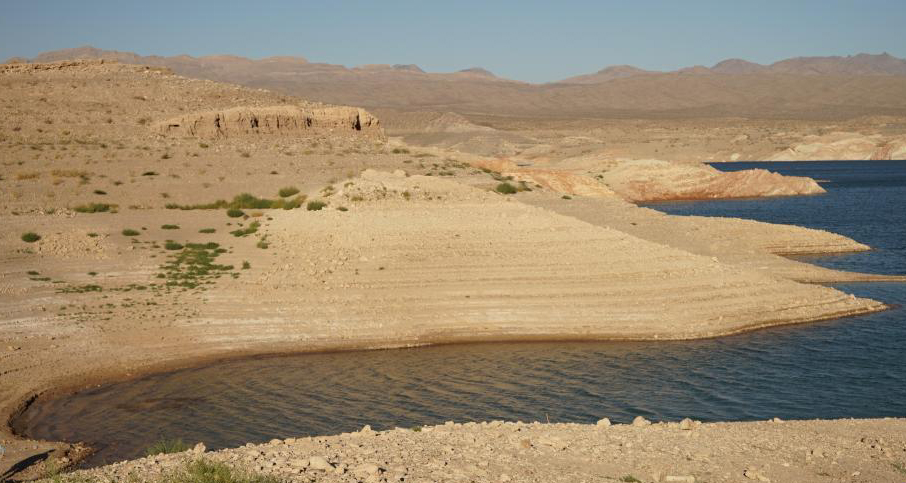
{"left": 14, "top": 161, "right": 906, "bottom": 466}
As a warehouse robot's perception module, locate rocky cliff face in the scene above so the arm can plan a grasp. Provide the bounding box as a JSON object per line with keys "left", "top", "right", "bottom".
{"left": 154, "top": 105, "right": 382, "bottom": 139}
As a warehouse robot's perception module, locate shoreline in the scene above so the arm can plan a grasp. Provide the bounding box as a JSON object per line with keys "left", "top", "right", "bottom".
{"left": 47, "top": 418, "right": 906, "bottom": 483}
{"left": 4, "top": 299, "right": 892, "bottom": 470}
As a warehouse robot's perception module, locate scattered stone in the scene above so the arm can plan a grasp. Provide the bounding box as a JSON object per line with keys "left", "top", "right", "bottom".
{"left": 596, "top": 418, "right": 611, "bottom": 427}
{"left": 679, "top": 418, "right": 694, "bottom": 430}
{"left": 632, "top": 416, "right": 651, "bottom": 427}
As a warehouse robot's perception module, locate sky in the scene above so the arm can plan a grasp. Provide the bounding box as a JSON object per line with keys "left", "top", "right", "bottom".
{"left": 2, "top": 0, "right": 906, "bottom": 83}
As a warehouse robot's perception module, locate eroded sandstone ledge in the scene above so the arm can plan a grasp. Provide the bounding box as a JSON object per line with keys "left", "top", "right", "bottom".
{"left": 154, "top": 105, "right": 382, "bottom": 139}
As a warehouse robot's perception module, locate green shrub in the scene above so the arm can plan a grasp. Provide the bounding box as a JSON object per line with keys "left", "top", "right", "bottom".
{"left": 21, "top": 232, "right": 41, "bottom": 243}
{"left": 122, "top": 229, "right": 140, "bottom": 236}
{"left": 161, "top": 224, "right": 180, "bottom": 230}
{"left": 93, "top": 189, "right": 107, "bottom": 195}
{"left": 73, "top": 203, "right": 115, "bottom": 213}
{"left": 164, "top": 241, "right": 184, "bottom": 250}
{"left": 495, "top": 182, "right": 518, "bottom": 194}
{"left": 230, "top": 221, "right": 260, "bottom": 237}
{"left": 145, "top": 438, "right": 191, "bottom": 456}
{"left": 199, "top": 228, "right": 216, "bottom": 234}
{"left": 306, "top": 200, "right": 327, "bottom": 211}
{"left": 242, "top": 261, "right": 250, "bottom": 269}
{"left": 278, "top": 186, "right": 300, "bottom": 198}
{"left": 226, "top": 208, "right": 245, "bottom": 218}
{"left": 256, "top": 240, "right": 269, "bottom": 249}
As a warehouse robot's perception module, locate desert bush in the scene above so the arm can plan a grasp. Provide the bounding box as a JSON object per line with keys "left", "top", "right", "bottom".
{"left": 168, "top": 193, "right": 306, "bottom": 211}
{"left": 306, "top": 200, "right": 327, "bottom": 211}
{"left": 161, "top": 224, "right": 180, "bottom": 230}
{"left": 495, "top": 182, "right": 518, "bottom": 194}
{"left": 164, "top": 241, "right": 184, "bottom": 250}
{"left": 145, "top": 438, "right": 190, "bottom": 456}
{"left": 199, "top": 228, "right": 216, "bottom": 234}
{"left": 73, "top": 203, "right": 115, "bottom": 213}
{"left": 278, "top": 186, "right": 300, "bottom": 198}
{"left": 226, "top": 208, "right": 245, "bottom": 218}
{"left": 21, "top": 232, "right": 41, "bottom": 243}
{"left": 122, "top": 229, "right": 140, "bottom": 236}
{"left": 93, "top": 190, "right": 107, "bottom": 195}
{"left": 230, "top": 221, "right": 260, "bottom": 237}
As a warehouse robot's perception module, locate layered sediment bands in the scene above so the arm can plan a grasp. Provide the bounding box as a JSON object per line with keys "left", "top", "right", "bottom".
{"left": 203, "top": 172, "right": 884, "bottom": 344}
{"left": 154, "top": 105, "right": 382, "bottom": 138}
{"left": 597, "top": 159, "right": 825, "bottom": 201}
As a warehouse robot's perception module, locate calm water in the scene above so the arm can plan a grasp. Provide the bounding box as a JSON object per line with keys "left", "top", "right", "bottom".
{"left": 14, "top": 161, "right": 906, "bottom": 467}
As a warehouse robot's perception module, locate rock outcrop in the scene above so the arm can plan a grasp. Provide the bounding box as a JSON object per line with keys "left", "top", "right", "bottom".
{"left": 154, "top": 105, "right": 382, "bottom": 139}
{"left": 473, "top": 159, "right": 618, "bottom": 198}
{"left": 597, "top": 159, "right": 826, "bottom": 201}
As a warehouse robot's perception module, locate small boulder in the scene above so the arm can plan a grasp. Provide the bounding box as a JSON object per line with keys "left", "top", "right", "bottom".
{"left": 596, "top": 418, "right": 612, "bottom": 427}
{"left": 632, "top": 416, "right": 651, "bottom": 427}
{"left": 308, "top": 456, "right": 334, "bottom": 471}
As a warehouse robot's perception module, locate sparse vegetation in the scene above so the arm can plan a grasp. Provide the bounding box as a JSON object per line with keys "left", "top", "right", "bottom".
{"left": 495, "top": 182, "right": 518, "bottom": 194}
{"left": 278, "top": 186, "right": 300, "bottom": 198}
{"left": 226, "top": 208, "right": 245, "bottom": 218}
{"left": 21, "top": 232, "right": 41, "bottom": 243}
{"left": 306, "top": 200, "right": 327, "bottom": 211}
{"left": 230, "top": 221, "right": 260, "bottom": 237}
{"left": 199, "top": 228, "right": 216, "bottom": 234}
{"left": 167, "top": 193, "right": 306, "bottom": 211}
{"left": 122, "top": 229, "right": 140, "bottom": 236}
{"left": 161, "top": 224, "right": 180, "bottom": 230}
{"left": 164, "top": 241, "right": 184, "bottom": 250}
{"left": 145, "top": 438, "right": 191, "bottom": 456}
{"left": 158, "top": 242, "right": 232, "bottom": 290}
{"left": 74, "top": 203, "right": 115, "bottom": 213}
{"left": 165, "top": 459, "right": 280, "bottom": 483}
{"left": 242, "top": 261, "right": 250, "bottom": 269}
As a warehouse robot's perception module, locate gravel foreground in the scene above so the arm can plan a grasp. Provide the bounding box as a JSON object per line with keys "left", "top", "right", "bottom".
{"left": 54, "top": 418, "right": 906, "bottom": 483}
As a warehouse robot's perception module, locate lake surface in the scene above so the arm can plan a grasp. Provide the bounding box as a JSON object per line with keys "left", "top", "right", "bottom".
{"left": 14, "top": 161, "right": 906, "bottom": 467}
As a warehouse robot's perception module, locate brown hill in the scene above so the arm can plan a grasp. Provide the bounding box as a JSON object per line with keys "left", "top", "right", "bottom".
{"left": 17, "top": 46, "right": 906, "bottom": 120}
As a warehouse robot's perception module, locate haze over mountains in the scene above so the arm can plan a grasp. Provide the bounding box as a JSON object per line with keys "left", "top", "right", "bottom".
{"left": 13, "top": 46, "right": 906, "bottom": 119}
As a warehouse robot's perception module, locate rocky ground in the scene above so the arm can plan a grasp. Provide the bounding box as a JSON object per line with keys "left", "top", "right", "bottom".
{"left": 50, "top": 418, "right": 906, "bottom": 483}
{"left": 2, "top": 60, "right": 905, "bottom": 481}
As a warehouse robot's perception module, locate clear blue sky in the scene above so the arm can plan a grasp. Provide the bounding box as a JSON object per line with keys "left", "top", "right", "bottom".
{"left": 2, "top": 0, "right": 905, "bottom": 83}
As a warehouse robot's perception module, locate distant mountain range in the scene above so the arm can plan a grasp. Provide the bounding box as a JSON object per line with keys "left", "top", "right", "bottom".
{"left": 10, "top": 46, "right": 906, "bottom": 119}
{"left": 559, "top": 53, "right": 906, "bottom": 83}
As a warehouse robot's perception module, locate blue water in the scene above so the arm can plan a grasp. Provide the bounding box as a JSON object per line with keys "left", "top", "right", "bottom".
{"left": 14, "top": 161, "right": 906, "bottom": 466}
